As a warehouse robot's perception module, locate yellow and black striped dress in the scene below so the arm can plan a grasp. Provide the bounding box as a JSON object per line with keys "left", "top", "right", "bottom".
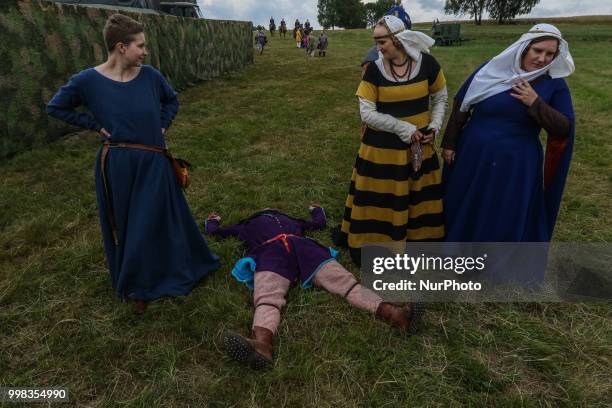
{"left": 341, "top": 53, "right": 446, "bottom": 256}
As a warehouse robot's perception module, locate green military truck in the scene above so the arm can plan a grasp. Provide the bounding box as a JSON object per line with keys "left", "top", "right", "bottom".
{"left": 432, "top": 23, "right": 462, "bottom": 46}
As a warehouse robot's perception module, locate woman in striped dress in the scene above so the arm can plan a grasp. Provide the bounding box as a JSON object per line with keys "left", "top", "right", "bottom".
{"left": 335, "top": 15, "right": 448, "bottom": 265}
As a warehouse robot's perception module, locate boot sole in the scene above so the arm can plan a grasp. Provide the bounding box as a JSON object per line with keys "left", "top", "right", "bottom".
{"left": 223, "top": 333, "right": 272, "bottom": 370}
{"left": 407, "top": 302, "right": 426, "bottom": 335}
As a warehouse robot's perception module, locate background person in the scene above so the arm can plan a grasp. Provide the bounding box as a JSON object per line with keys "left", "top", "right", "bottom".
{"left": 269, "top": 16, "right": 275, "bottom": 35}
{"left": 255, "top": 27, "right": 267, "bottom": 54}
{"left": 296, "top": 27, "right": 302, "bottom": 48}
{"left": 307, "top": 30, "right": 317, "bottom": 57}
{"left": 46, "top": 14, "right": 220, "bottom": 313}
{"left": 317, "top": 31, "right": 328, "bottom": 56}
{"left": 302, "top": 28, "right": 310, "bottom": 51}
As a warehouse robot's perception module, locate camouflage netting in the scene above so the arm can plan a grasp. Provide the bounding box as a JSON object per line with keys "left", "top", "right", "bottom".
{"left": 0, "top": 0, "right": 253, "bottom": 159}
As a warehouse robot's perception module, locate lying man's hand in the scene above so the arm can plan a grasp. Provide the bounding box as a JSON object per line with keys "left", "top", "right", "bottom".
{"left": 309, "top": 203, "right": 321, "bottom": 211}
{"left": 207, "top": 212, "right": 221, "bottom": 221}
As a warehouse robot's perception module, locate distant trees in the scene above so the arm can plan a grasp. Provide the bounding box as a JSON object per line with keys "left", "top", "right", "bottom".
{"left": 487, "top": 0, "right": 540, "bottom": 24}
{"left": 334, "top": 0, "right": 367, "bottom": 29}
{"left": 317, "top": 0, "right": 338, "bottom": 30}
{"left": 444, "top": 0, "right": 541, "bottom": 24}
{"left": 318, "top": 0, "right": 393, "bottom": 29}
{"left": 365, "top": 0, "right": 398, "bottom": 28}
{"left": 316, "top": 0, "right": 541, "bottom": 29}
{"left": 444, "top": 0, "right": 487, "bottom": 25}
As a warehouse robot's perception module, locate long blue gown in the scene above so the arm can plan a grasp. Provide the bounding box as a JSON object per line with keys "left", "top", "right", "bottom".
{"left": 443, "top": 68, "right": 575, "bottom": 242}
{"left": 47, "top": 65, "right": 220, "bottom": 301}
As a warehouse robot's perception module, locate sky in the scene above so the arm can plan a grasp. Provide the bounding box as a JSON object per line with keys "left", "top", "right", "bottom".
{"left": 196, "top": 0, "right": 612, "bottom": 28}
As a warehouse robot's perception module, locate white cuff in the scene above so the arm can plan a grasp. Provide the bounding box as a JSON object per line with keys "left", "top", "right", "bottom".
{"left": 428, "top": 86, "right": 448, "bottom": 131}
{"left": 359, "top": 97, "right": 417, "bottom": 144}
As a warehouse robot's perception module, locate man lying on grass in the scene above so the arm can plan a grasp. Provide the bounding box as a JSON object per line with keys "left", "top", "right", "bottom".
{"left": 205, "top": 205, "right": 425, "bottom": 369}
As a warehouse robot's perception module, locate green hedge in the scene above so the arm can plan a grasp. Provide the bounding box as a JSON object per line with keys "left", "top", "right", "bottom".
{"left": 0, "top": 0, "right": 253, "bottom": 159}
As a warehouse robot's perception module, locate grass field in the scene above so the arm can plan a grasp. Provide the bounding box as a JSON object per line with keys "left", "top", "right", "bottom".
{"left": 1, "top": 18, "right": 611, "bottom": 407}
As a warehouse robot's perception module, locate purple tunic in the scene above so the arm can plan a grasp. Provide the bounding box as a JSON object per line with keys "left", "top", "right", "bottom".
{"left": 205, "top": 208, "right": 335, "bottom": 284}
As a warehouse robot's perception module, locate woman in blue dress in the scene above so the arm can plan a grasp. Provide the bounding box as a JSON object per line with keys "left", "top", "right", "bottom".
{"left": 441, "top": 24, "right": 576, "bottom": 242}
{"left": 46, "top": 14, "right": 220, "bottom": 313}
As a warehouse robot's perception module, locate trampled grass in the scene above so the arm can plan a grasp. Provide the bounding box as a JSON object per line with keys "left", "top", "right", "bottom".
{"left": 1, "top": 19, "right": 611, "bottom": 407}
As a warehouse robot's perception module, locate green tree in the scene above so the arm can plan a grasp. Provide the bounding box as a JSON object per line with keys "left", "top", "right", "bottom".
{"left": 487, "top": 0, "right": 540, "bottom": 24}
{"left": 317, "top": 0, "right": 338, "bottom": 29}
{"left": 444, "top": 0, "right": 487, "bottom": 25}
{"left": 334, "top": 0, "right": 367, "bottom": 29}
{"left": 365, "top": 2, "right": 378, "bottom": 28}
{"left": 365, "top": 0, "right": 398, "bottom": 28}
{"left": 444, "top": 0, "right": 540, "bottom": 25}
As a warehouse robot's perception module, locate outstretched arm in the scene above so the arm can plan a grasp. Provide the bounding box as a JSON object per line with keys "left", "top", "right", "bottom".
{"left": 204, "top": 213, "right": 243, "bottom": 239}
{"left": 300, "top": 205, "right": 327, "bottom": 232}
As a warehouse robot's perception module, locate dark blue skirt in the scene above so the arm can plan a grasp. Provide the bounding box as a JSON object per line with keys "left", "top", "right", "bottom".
{"left": 95, "top": 146, "right": 220, "bottom": 301}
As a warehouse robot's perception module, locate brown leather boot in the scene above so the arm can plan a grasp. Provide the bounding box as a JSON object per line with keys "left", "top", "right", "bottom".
{"left": 376, "top": 302, "right": 425, "bottom": 335}
{"left": 223, "top": 326, "right": 274, "bottom": 370}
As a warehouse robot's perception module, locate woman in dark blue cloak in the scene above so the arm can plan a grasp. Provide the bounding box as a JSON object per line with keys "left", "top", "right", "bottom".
{"left": 46, "top": 14, "right": 220, "bottom": 313}
{"left": 441, "top": 24, "right": 576, "bottom": 243}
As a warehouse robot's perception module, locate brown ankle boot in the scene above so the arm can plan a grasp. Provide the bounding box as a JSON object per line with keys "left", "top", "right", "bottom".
{"left": 223, "top": 326, "right": 274, "bottom": 370}
{"left": 376, "top": 302, "right": 425, "bottom": 335}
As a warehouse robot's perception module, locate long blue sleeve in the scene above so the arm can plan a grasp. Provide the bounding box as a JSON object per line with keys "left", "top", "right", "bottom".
{"left": 157, "top": 71, "right": 179, "bottom": 130}
{"left": 46, "top": 74, "right": 103, "bottom": 132}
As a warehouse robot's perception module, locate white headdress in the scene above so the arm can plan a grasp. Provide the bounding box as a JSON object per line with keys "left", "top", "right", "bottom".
{"left": 379, "top": 15, "right": 435, "bottom": 61}
{"left": 460, "top": 23, "right": 574, "bottom": 112}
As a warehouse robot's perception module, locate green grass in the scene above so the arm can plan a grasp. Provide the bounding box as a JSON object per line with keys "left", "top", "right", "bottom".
{"left": 1, "top": 19, "right": 611, "bottom": 407}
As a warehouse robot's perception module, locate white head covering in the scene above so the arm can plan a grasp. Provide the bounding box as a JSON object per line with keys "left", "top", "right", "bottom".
{"left": 460, "top": 23, "right": 574, "bottom": 112}
{"left": 379, "top": 15, "right": 435, "bottom": 61}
